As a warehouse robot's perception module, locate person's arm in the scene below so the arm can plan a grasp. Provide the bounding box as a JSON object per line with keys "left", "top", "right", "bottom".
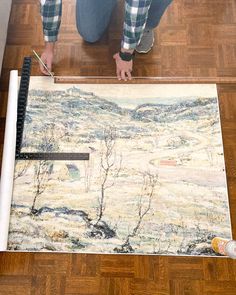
{"left": 39, "top": 0, "right": 62, "bottom": 75}
{"left": 122, "top": 0, "right": 152, "bottom": 50}
{"left": 114, "top": 0, "right": 152, "bottom": 81}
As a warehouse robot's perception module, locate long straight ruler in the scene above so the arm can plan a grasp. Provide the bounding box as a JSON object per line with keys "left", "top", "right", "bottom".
{"left": 16, "top": 57, "right": 89, "bottom": 161}
{"left": 54, "top": 76, "right": 236, "bottom": 84}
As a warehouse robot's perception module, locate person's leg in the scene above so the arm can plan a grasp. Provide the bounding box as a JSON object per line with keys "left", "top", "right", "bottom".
{"left": 146, "top": 0, "right": 173, "bottom": 29}
{"left": 136, "top": 0, "right": 173, "bottom": 53}
{"left": 76, "top": 0, "right": 117, "bottom": 43}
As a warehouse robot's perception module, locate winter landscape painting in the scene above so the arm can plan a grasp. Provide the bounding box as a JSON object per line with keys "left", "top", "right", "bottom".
{"left": 8, "top": 78, "right": 232, "bottom": 256}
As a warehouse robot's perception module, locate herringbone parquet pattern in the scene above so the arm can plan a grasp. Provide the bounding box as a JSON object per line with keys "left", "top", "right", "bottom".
{"left": 0, "top": 0, "right": 236, "bottom": 294}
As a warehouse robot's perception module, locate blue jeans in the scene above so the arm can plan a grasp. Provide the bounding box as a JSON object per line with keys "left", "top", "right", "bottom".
{"left": 76, "top": 0, "right": 173, "bottom": 43}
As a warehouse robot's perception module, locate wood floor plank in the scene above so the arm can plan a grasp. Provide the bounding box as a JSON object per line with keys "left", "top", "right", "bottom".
{"left": 167, "top": 257, "right": 204, "bottom": 280}
{"left": 100, "top": 278, "right": 132, "bottom": 295}
{"left": 100, "top": 255, "right": 134, "bottom": 278}
{"left": 70, "top": 254, "right": 100, "bottom": 277}
{"left": 203, "top": 258, "right": 236, "bottom": 281}
{"left": 169, "top": 279, "right": 204, "bottom": 295}
{"left": 0, "top": 275, "right": 31, "bottom": 295}
{"left": 65, "top": 276, "right": 100, "bottom": 295}
{"left": 29, "top": 254, "right": 70, "bottom": 275}
{"left": 132, "top": 278, "right": 170, "bottom": 295}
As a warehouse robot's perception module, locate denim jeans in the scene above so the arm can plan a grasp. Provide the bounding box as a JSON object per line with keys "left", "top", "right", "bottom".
{"left": 76, "top": 0, "right": 173, "bottom": 43}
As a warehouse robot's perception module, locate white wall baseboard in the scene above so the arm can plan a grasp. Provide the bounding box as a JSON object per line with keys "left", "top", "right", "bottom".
{"left": 0, "top": 0, "right": 12, "bottom": 74}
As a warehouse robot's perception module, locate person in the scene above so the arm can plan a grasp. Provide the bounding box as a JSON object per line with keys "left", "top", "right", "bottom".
{"left": 40, "top": 0, "right": 173, "bottom": 80}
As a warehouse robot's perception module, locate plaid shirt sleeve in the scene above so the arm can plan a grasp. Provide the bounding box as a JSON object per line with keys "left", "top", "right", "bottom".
{"left": 122, "top": 0, "right": 152, "bottom": 50}
{"left": 40, "top": 0, "right": 62, "bottom": 42}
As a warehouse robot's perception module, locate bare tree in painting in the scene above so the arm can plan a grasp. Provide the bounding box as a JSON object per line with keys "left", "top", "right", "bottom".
{"left": 14, "top": 133, "right": 31, "bottom": 180}
{"left": 83, "top": 160, "right": 93, "bottom": 193}
{"left": 30, "top": 160, "right": 52, "bottom": 214}
{"left": 114, "top": 171, "right": 158, "bottom": 253}
{"left": 38, "top": 122, "right": 59, "bottom": 152}
{"left": 96, "top": 126, "right": 122, "bottom": 223}
{"left": 30, "top": 124, "right": 57, "bottom": 215}
{"left": 14, "top": 160, "right": 31, "bottom": 180}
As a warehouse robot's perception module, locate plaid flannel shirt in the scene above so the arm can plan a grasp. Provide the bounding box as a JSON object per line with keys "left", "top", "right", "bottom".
{"left": 40, "top": 0, "right": 152, "bottom": 49}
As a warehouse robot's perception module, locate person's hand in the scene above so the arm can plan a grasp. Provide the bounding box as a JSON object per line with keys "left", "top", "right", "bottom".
{"left": 39, "top": 42, "right": 55, "bottom": 75}
{"left": 113, "top": 52, "right": 133, "bottom": 81}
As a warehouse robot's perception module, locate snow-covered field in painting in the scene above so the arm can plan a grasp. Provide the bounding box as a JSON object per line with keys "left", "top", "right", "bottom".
{"left": 8, "top": 79, "right": 232, "bottom": 255}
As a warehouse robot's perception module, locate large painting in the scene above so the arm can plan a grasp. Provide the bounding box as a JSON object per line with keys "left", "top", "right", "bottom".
{"left": 8, "top": 78, "right": 232, "bottom": 255}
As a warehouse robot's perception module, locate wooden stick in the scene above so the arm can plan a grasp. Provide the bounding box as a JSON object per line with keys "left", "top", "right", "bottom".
{"left": 54, "top": 76, "right": 236, "bottom": 84}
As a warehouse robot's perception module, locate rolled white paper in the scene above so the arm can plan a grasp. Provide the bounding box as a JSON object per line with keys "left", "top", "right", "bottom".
{"left": 0, "top": 70, "right": 18, "bottom": 251}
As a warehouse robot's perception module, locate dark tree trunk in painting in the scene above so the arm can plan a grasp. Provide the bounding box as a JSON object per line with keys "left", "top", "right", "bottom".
{"left": 96, "top": 126, "right": 122, "bottom": 223}
{"left": 30, "top": 160, "right": 52, "bottom": 215}
{"left": 114, "top": 172, "right": 158, "bottom": 253}
{"left": 30, "top": 123, "right": 57, "bottom": 215}
{"left": 14, "top": 160, "right": 31, "bottom": 180}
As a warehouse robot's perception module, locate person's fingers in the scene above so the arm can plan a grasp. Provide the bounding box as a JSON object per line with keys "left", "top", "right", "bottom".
{"left": 40, "top": 54, "right": 53, "bottom": 75}
{"left": 113, "top": 53, "right": 118, "bottom": 60}
{"left": 40, "top": 55, "right": 48, "bottom": 75}
{"left": 121, "top": 70, "right": 127, "bottom": 81}
{"left": 39, "top": 63, "right": 44, "bottom": 74}
{"left": 116, "top": 69, "right": 121, "bottom": 80}
{"left": 42, "top": 67, "right": 50, "bottom": 75}
{"left": 39, "top": 62, "right": 49, "bottom": 75}
{"left": 127, "top": 70, "right": 132, "bottom": 80}
{"left": 46, "top": 59, "right": 52, "bottom": 72}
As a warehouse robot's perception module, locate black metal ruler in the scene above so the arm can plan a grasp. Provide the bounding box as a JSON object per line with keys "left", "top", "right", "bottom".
{"left": 15, "top": 57, "right": 89, "bottom": 161}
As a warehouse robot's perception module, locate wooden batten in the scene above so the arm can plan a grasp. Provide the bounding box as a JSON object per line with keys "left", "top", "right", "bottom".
{"left": 54, "top": 76, "right": 236, "bottom": 84}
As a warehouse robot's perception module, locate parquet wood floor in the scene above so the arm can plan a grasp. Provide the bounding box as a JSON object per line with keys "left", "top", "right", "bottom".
{"left": 0, "top": 0, "right": 236, "bottom": 294}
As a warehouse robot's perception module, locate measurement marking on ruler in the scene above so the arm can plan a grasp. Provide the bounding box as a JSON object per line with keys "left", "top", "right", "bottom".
{"left": 16, "top": 153, "right": 90, "bottom": 161}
